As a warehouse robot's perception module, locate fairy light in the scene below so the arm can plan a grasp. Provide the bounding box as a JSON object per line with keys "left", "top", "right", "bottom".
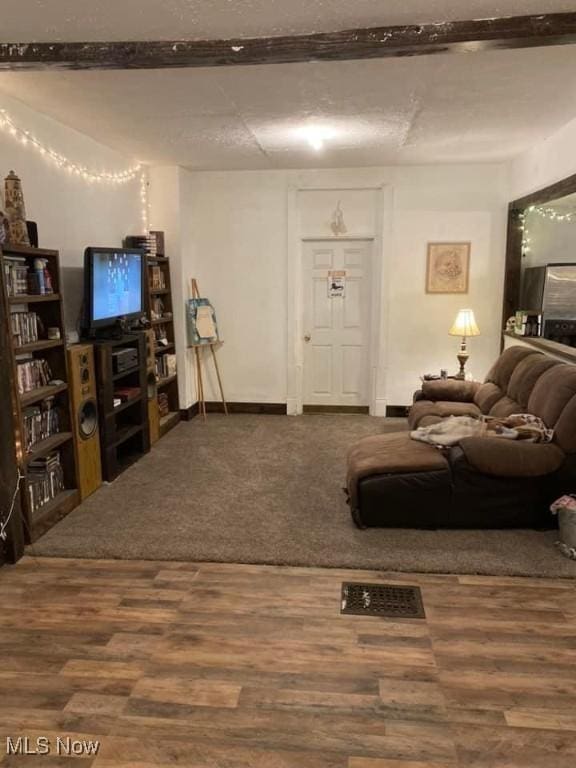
{"left": 519, "top": 203, "right": 576, "bottom": 258}
{"left": 518, "top": 211, "right": 532, "bottom": 256}
{"left": 140, "top": 168, "right": 150, "bottom": 232}
{"left": 0, "top": 107, "right": 150, "bottom": 231}
{"left": 529, "top": 204, "right": 576, "bottom": 223}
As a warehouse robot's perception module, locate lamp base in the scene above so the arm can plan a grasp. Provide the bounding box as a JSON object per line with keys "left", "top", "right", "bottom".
{"left": 455, "top": 337, "right": 469, "bottom": 379}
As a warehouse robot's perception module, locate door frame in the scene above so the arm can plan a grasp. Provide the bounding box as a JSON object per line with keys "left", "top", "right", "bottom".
{"left": 286, "top": 184, "right": 392, "bottom": 416}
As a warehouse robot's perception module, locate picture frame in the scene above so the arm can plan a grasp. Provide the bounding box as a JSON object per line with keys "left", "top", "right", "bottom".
{"left": 426, "top": 242, "right": 470, "bottom": 294}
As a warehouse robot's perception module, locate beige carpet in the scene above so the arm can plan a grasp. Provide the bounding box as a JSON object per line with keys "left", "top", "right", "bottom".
{"left": 32, "top": 414, "right": 576, "bottom": 578}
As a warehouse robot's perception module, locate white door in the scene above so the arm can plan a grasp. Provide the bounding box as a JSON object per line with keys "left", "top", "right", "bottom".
{"left": 302, "top": 240, "right": 372, "bottom": 408}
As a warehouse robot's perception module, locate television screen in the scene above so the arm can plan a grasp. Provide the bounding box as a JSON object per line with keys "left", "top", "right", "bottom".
{"left": 85, "top": 248, "right": 144, "bottom": 327}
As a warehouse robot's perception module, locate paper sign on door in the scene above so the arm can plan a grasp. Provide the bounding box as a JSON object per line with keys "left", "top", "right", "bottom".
{"left": 328, "top": 270, "right": 346, "bottom": 298}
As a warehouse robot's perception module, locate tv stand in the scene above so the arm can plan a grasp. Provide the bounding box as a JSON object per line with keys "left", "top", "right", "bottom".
{"left": 85, "top": 317, "right": 131, "bottom": 341}
{"left": 92, "top": 334, "right": 150, "bottom": 481}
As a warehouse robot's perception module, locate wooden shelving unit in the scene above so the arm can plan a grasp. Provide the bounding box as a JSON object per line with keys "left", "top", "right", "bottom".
{"left": 144, "top": 250, "right": 180, "bottom": 438}
{"left": 94, "top": 334, "right": 150, "bottom": 481}
{"left": 0, "top": 244, "right": 79, "bottom": 543}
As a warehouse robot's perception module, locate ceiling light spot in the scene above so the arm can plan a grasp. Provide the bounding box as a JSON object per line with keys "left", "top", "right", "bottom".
{"left": 298, "top": 125, "right": 336, "bottom": 152}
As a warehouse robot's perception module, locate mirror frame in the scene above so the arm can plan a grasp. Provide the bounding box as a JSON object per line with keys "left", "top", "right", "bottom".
{"left": 503, "top": 171, "right": 576, "bottom": 337}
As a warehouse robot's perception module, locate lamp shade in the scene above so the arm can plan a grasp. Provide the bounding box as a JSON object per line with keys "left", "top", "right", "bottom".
{"left": 449, "top": 309, "right": 480, "bottom": 337}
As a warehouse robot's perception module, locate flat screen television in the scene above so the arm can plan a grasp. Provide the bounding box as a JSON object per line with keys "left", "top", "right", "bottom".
{"left": 83, "top": 247, "right": 145, "bottom": 330}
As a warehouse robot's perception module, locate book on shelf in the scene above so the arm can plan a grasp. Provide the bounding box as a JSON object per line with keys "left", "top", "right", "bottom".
{"left": 10, "top": 310, "right": 41, "bottom": 346}
{"left": 114, "top": 386, "right": 140, "bottom": 403}
{"left": 155, "top": 352, "right": 177, "bottom": 379}
{"left": 125, "top": 233, "right": 161, "bottom": 257}
{"left": 150, "top": 296, "right": 165, "bottom": 320}
{"left": 16, "top": 357, "right": 53, "bottom": 394}
{"left": 23, "top": 397, "right": 60, "bottom": 452}
{"left": 157, "top": 392, "right": 170, "bottom": 417}
{"left": 153, "top": 323, "right": 169, "bottom": 345}
{"left": 166, "top": 354, "right": 177, "bottom": 377}
{"left": 149, "top": 265, "right": 166, "bottom": 290}
{"left": 3, "top": 255, "right": 54, "bottom": 297}
{"left": 27, "top": 451, "right": 65, "bottom": 514}
{"left": 3, "top": 256, "right": 29, "bottom": 296}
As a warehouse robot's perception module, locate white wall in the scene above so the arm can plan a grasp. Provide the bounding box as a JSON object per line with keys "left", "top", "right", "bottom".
{"left": 182, "top": 170, "right": 289, "bottom": 405}
{"left": 387, "top": 166, "right": 507, "bottom": 403}
{"left": 509, "top": 114, "right": 576, "bottom": 201}
{"left": 167, "top": 164, "right": 508, "bottom": 408}
{"left": 0, "top": 91, "right": 142, "bottom": 334}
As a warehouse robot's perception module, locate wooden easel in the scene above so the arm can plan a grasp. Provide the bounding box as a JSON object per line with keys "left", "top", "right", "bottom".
{"left": 189, "top": 279, "right": 228, "bottom": 420}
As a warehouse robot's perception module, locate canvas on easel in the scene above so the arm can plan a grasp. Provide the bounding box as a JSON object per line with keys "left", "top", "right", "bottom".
{"left": 186, "top": 295, "right": 219, "bottom": 346}
{"left": 186, "top": 279, "right": 227, "bottom": 419}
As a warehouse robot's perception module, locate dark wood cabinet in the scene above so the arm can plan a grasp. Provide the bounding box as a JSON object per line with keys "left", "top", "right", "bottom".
{"left": 94, "top": 334, "right": 150, "bottom": 481}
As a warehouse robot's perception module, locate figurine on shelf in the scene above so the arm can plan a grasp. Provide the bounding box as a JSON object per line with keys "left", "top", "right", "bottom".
{"left": 0, "top": 187, "right": 9, "bottom": 245}
{"left": 5, "top": 170, "right": 31, "bottom": 246}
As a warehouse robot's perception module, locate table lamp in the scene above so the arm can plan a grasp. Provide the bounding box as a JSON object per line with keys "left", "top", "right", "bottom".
{"left": 449, "top": 309, "right": 480, "bottom": 379}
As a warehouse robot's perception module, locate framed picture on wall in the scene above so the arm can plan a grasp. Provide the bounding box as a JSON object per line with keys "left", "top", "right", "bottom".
{"left": 426, "top": 242, "right": 470, "bottom": 294}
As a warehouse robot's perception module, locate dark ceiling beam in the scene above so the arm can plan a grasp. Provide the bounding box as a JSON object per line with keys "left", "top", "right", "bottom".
{"left": 0, "top": 12, "right": 576, "bottom": 71}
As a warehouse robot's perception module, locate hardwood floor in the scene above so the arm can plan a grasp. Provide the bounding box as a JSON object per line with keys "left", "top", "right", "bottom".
{"left": 0, "top": 557, "right": 575, "bottom": 767}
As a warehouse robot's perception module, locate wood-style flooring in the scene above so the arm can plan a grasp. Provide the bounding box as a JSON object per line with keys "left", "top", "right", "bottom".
{"left": 0, "top": 557, "right": 576, "bottom": 767}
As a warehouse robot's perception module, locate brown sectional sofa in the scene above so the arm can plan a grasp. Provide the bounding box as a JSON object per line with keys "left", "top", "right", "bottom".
{"left": 347, "top": 346, "right": 576, "bottom": 529}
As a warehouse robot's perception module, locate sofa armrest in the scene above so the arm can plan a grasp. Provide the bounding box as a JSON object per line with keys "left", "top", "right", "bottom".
{"left": 421, "top": 379, "right": 480, "bottom": 403}
{"left": 456, "top": 437, "right": 565, "bottom": 478}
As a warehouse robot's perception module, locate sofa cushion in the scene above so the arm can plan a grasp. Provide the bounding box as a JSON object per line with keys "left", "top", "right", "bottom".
{"left": 347, "top": 432, "right": 448, "bottom": 508}
{"left": 459, "top": 437, "right": 565, "bottom": 478}
{"left": 474, "top": 382, "right": 504, "bottom": 414}
{"left": 507, "top": 353, "right": 559, "bottom": 409}
{"left": 409, "top": 399, "right": 482, "bottom": 429}
{"left": 421, "top": 379, "right": 479, "bottom": 402}
{"left": 554, "top": 394, "right": 576, "bottom": 454}
{"left": 485, "top": 346, "right": 535, "bottom": 389}
{"left": 529, "top": 365, "right": 576, "bottom": 452}
{"left": 488, "top": 396, "right": 523, "bottom": 418}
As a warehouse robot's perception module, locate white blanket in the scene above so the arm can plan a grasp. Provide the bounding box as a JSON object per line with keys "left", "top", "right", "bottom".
{"left": 410, "top": 414, "right": 553, "bottom": 448}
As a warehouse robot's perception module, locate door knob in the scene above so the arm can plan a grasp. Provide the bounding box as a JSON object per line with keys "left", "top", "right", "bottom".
{"left": 304, "top": 333, "right": 311, "bottom": 343}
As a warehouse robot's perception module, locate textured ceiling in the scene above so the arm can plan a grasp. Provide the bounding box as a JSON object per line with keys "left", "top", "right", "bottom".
{"left": 1, "top": 0, "right": 576, "bottom": 42}
{"left": 1, "top": 44, "right": 576, "bottom": 170}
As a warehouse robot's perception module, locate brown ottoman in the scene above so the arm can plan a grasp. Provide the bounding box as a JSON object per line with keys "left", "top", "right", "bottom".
{"left": 346, "top": 432, "right": 451, "bottom": 528}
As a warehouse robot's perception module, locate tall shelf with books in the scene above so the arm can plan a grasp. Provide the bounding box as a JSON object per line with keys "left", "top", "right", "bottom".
{"left": 144, "top": 244, "right": 180, "bottom": 438}
{"left": 0, "top": 244, "right": 79, "bottom": 542}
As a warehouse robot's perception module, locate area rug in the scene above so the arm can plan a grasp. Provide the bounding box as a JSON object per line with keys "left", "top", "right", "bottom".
{"left": 32, "top": 414, "right": 576, "bottom": 579}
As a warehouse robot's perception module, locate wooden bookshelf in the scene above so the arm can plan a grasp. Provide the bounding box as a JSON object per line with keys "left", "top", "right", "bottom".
{"left": 144, "top": 250, "right": 180, "bottom": 438}
{"left": 8, "top": 293, "right": 61, "bottom": 304}
{"left": 15, "top": 338, "right": 64, "bottom": 354}
{"left": 0, "top": 244, "right": 79, "bottom": 543}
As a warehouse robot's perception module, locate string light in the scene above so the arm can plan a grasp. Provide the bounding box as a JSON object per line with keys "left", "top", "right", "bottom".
{"left": 518, "top": 211, "right": 532, "bottom": 256}
{"left": 519, "top": 203, "right": 576, "bottom": 258}
{"left": 0, "top": 107, "right": 149, "bottom": 231}
{"left": 140, "top": 168, "right": 150, "bottom": 232}
{"left": 527, "top": 204, "right": 576, "bottom": 223}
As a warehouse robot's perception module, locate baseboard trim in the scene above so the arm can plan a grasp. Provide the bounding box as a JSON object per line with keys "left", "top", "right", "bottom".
{"left": 180, "top": 403, "right": 200, "bottom": 420}
{"left": 386, "top": 405, "right": 410, "bottom": 418}
{"left": 181, "top": 402, "right": 287, "bottom": 417}
{"left": 303, "top": 405, "right": 370, "bottom": 414}
{"left": 209, "top": 402, "right": 287, "bottom": 415}
{"left": 184, "top": 402, "right": 406, "bottom": 418}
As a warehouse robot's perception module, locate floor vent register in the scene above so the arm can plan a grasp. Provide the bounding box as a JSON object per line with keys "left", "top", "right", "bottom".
{"left": 340, "top": 582, "right": 425, "bottom": 619}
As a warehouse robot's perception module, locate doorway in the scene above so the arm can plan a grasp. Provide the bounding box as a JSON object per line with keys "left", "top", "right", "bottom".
{"left": 302, "top": 239, "right": 372, "bottom": 411}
